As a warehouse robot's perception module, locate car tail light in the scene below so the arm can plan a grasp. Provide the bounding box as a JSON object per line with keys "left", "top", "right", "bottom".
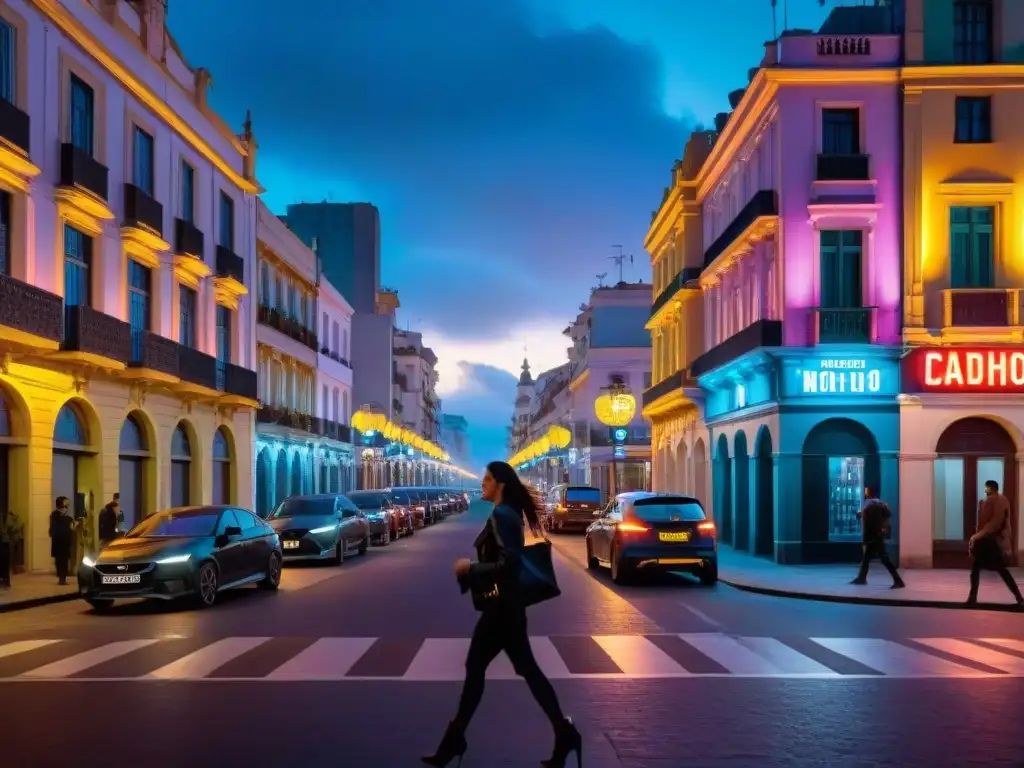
{"left": 697, "top": 521, "right": 716, "bottom": 535}
{"left": 617, "top": 521, "right": 649, "bottom": 533}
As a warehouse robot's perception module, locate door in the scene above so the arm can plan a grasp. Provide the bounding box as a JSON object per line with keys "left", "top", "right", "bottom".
{"left": 119, "top": 457, "right": 142, "bottom": 530}
{"left": 51, "top": 452, "right": 77, "bottom": 512}
{"left": 236, "top": 509, "right": 269, "bottom": 578}
{"left": 213, "top": 509, "right": 245, "bottom": 583}
{"left": 171, "top": 461, "right": 190, "bottom": 507}
{"left": 593, "top": 501, "right": 619, "bottom": 561}
{"left": 212, "top": 460, "right": 230, "bottom": 506}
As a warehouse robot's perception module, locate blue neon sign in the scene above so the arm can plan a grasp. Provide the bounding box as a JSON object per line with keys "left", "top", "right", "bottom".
{"left": 613, "top": 428, "right": 628, "bottom": 442}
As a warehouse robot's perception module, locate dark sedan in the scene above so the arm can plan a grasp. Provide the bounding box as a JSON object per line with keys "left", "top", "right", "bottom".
{"left": 267, "top": 495, "right": 370, "bottom": 564}
{"left": 78, "top": 506, "right": 283, "bottom": 610}
{"left": 585, "top": 492, "right": 717, "bottom": 585}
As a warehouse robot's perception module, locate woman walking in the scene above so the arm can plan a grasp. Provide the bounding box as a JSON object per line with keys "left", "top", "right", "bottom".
{"left": 423, "top": 461, "right": 581, "bottom": 767}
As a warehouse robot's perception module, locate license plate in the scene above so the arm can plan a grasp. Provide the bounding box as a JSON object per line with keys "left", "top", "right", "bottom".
{"left": 283, "top": 540, "right": 300, "bottom": 549}
{"left": 100, "top": 574, "right": 141, "bottom": 585}
{"left": 659, "top": 531, "right": 690, "bottom": 542}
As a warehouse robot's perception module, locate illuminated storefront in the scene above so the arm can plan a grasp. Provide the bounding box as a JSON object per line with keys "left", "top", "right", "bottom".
{"left": 899, "top": 347, "right": 1024, "bottom": 569}
{"left": 701, "top": 346, "right": 901, "bottom": 564}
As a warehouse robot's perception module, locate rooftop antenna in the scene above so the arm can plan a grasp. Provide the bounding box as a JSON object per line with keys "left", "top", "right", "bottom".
{"left": 609, "top": 245, "right": 633, "bottom": 284}
{"left": 595, "top": 272, "right": 607, "bottom": 288}
{"left": 770, "top": 0, "right": 777, "bottom": 39}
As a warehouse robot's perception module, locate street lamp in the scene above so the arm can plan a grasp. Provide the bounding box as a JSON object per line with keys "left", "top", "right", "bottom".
{"left": 594, "top": 378, "right": 636, "bottom": 497}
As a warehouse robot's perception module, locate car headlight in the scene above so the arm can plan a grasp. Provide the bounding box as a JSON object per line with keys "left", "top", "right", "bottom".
{"left": 155, "top": 554, "right": 191, "bottom": 564}
{"left": 309, "top": 525, "right": 337, "bottom": 535}
{"left": 81, "top": 556, "right": 95, "bottom": 568}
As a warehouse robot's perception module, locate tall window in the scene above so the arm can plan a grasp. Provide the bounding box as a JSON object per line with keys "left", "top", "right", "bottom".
{"left": 218, "top": 192, "right": 234, "bottom": 250}
{"left": 950, "top": 206, "right": 994, "bottom": 289}
{"left": 954, "top": 97, "right": 991, "bottom": 143}
{"left": 69, "top": 74, "right": 94, "bottom": 156}
{"left": 953, "top": 0, "right": 993, "bottom": 65}
{"left": 179, "top": 285, "right": 197, "bottom": 348}
{"left": 0, "top": 18, "right": 15, "bottom": 105}
{"left": 258, "top": 263, "right": 269, "bottom": 305}
{"left": 216, "top": 304, "right": 231, "bottom": 388}
{"left": 332, "top": 321, "right": 339, "bottom": 354}
{"left": 0, "top": 191, "right": 9, "bottom": 276}
{"left": 322, "top": 385, "right": 328, "bottom": 420}
{"left": 821, "top": 108, "right": 860, "bottom": 155}
{"left": 180, "top": 161, "right": 195, "bottom": 223}
{"left": 127, "top": 260, "right": 151, "bottom": 360}
{"left": 322, "top": 313, "right": 329, "bottom": 345}
{"left": 331, "top": 388, "right": 339, "bottom": 423}
{"left": 63, "top": 224, "right": 91, "bottom": 308}
{"left": 819, "top": 230, "right": 863, "bottom": 308}
{"left": 133, "top": 126, "right": 154, "bottom": 196}
{"left": 342, "top": 329, "right": 348, "bottom": 359}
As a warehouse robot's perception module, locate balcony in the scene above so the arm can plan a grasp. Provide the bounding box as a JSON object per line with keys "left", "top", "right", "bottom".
{"left": 642, "top": 370, "right": 685, "bottom": 408}
{"left": 61, "top": 306, "right": 131, "bottom": 365}
{"left": 691, "top": 319, "right": 783, "bottom": 378}
{"left": 128, "top": 330, "right": 179, "bottom": 378}
{"left": 59, "top": 143, "right": 108, "bottom": 202}
{"left": 816, "top": 154, "right": 870, "bottom": 182}
{"left": 814, "top": 307, "right": 875, "bottom": 344}
{"left": 258, "top": 305, "right": 318, "bottom": 351}
{"left": 123, "top": 183, "right": 163, "bottom": 236}
{"left": 0, "top": 273, "right": 63, "bottom": 348}
{"left": 256, "top": 406, "right": 314, "bottom": 433}
{"left": 649, "top": 267, "right": 701, "bottom": 324}
{"left": 703, "top": 190, "right": 777, "bottom": 269}
{"left": 174, "top": 218, "right": 204, "bottom": 257}
{"left": 222, "top": 363, "right": 258, "bottom": 401}
{"left": 0, "top": 98, "right": 30, "bottom": 154}
{"left": 178, "top": 345, "right": 218, "bottom": 391}
{"left": 943, "top": 288, "right": 1019, "bottom": 328}
{"left": 215, "top": 246, "right": 244, "bottom": 283}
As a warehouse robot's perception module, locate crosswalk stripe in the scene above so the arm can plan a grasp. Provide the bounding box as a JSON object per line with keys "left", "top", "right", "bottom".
{"left": 527, "top": 637, "right": 573, "bottom": 679}
{"left": 913, "top": 638, "right": 1024, "bottom": 674}
{"left": 267, "top": 638, "right": 377, "bottom": 680}
{"left": 736, "top": 637, "right": 838, "bottom": 676}
{"left": 404, "top": 639, "right": 469, "bottom": 681}
{"left": 811, "top": 638, "right": 984, "bottom": 676}
{"left": 0, "top": 640, "right": 62, "bottom": 660}
{"left": 148, "top": 637, "right": 271, "bottom": 680}
{"left": 19, "top": 639, "right": 158, "bottom": 679}
{"left": 678, "top": 633, "right": 783, "bottom": 675}
{"left": 979, "top": 638, "right": 1024, "bottom": 654}
{"left": 592, "top": 635, "right": 687, "bottom": 676}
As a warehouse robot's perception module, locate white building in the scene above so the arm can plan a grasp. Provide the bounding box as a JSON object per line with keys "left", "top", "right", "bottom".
{"left": 393, "top": 329, "right": 441, "bottom": 441}
{"left": 0, "top": 0, "right": 260, "bottom": 575}
{"left": 440, "top": 413, "right": 470, "bottom": 469}
{"left": 315, "top": 275, "right": 355, "bottom": 494}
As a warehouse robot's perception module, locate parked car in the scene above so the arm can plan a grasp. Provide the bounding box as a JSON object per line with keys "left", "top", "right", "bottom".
{"left": 546, "top": 485, "right": 603, "bottom": 532}
{"left": 387, "top": 489, "right": 417, "bottom": 535}
{"left": 78, "top": 505, "right": 283, "bottom": 610}
{"left": 403, "top": 487, "right": 439, "bottom": 524}
{"left": 345, "top": 491, "right": 397, "bottom": 544}
{"left": 585, "top": 491, "right": 717, "bottom": 585}
{"left": 266, "top": 494, "right": 370, "bottom": 565}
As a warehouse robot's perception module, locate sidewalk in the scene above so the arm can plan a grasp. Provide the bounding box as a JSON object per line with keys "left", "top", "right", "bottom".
{"left": 719, "top": 546, "right": 1024, "bottom": 611}
{"left": 0, "top": 572, "right": 78, "bottom": 612}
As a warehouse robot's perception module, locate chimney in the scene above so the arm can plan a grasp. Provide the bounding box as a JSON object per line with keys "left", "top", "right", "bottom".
{"left": 714, "top": 112, "right": 730, "bottom": 133}
{"left": 141, "top": 0, "right": 167, "bottom": 62}
{"left": 194, "top": 67, "right": 212, "bottom": 108}
{"left": 239, "top": 109, "right": 259, "bottom": 183}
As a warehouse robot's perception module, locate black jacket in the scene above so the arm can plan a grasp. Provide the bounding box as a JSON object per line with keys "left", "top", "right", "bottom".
{"left": 459, "top": 504, "right": 525, "bottom": 609}
{"left": 861, "top": 500, "right": 891, "bottom": 544}
{"left": 49, "top": 511, "right": 74, "bottom": 557}
{"left": 98, "top": 505, "right": 118, "bottom": 541}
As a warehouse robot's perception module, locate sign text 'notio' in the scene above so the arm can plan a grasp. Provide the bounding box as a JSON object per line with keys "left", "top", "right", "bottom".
{"left": 800, "top": 358, "right": 882, "bottom": 395}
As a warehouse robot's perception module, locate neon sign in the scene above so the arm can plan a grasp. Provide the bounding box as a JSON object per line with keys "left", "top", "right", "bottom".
{"left": 904, "top": 348, "right": 1024, "bottom": 393}
{"left": 799, "top": 358, "right": 882, "bottom": 395}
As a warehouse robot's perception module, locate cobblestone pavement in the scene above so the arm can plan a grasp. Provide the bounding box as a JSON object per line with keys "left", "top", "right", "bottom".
{"left": 3, "top": 503, "right": 1024, "bottom": 766}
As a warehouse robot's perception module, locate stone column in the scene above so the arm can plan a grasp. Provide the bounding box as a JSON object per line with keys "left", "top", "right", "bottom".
{"left": 898, "top": 451, "right": 935, "bottom": 568}
{"left": 774, "top": 452, "right": 802, "bottom": 563}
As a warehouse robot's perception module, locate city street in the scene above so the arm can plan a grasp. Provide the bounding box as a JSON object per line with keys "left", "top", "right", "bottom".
{"left": 2, "top": 502, "right": 1024, "bottom": 767}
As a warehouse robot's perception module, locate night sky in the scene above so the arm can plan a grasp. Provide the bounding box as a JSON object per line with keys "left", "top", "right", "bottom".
{"left": 172, "top": 0, "right": 832, "bottom": 472}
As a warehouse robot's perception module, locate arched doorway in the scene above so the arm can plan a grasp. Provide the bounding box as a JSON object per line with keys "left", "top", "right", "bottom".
{"left": 118, "top": 413, "right": 151, "bottom": 529}
{"left": 693, "top": 438, "right": 707, "bottom": 510}
{"left": 170, "top": 423, "right": 193, "bottom": 507}
{"left": 52, "top": 402, "right": 90, "bottom": 517}
{"left": 934, "top": 417, "right": 1017, "bottom": 568}
{"left": 275, "top": 448, "right": 288, "bottom": 505}
{"left": 256, "top": 448, "right": 272, "bottom": 517}
{"left": 754, "top": 427, "right": 774, "bottom": 557}
{"left": 329, "top": 464, "right": 340, "bottom": 493}
{"left": 714, "top": 434, "right": 732, "bottom": 545}
{"left": 802, "top": 418, "right": 879, "bottom": 560}
{"left": 212, "top": 428, "right": 232, "bottom": 505}
{"left": 733, "top": 431, "right": 750, "bottom": 552}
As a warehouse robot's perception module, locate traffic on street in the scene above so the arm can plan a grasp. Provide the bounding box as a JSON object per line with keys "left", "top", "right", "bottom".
{"left": 2, "top": 500, "right": 1023, "bottom": 766}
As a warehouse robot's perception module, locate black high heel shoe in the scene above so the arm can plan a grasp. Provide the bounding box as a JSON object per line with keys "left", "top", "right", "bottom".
{"left": 422, "top": 720, "right": 468, "bottom": 767}
{"left": 541, "top": 717, "right": 582, "bottom": 768}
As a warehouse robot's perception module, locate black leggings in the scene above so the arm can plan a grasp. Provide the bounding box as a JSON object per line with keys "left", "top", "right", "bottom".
{"left": 456, "top": 608, "right": 564, "bottom": 728}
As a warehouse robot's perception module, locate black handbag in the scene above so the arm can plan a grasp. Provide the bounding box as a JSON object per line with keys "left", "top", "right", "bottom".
{"left": 518, "top": 536, "right": 561, "bottom": 607}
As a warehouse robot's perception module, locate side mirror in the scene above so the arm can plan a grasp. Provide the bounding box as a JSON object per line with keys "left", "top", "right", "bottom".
{"left": 225, "top": 526, "right": 242, "bottom": 537}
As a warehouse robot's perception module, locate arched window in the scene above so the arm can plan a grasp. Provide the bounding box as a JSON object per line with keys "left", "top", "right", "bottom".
{"left": 54, "top": 402, "right": 88, "bottom": 447}
{"left": 119, "top": 414, "right": 151, "bottom": 529}
{"left": 172, "top": 425, "right": 191, "bottom": 459}
{"left": 259, "top": 262, "right": 269, "bottom": 305}
{"left": 0, "top": 388, "right": 10, "bottom": 438}
{"left": 212, "top": 427, "right": 232, "bottom": 505}
{"left": 170, "top": 423, "right": 192, "bottom": 507}
{"left": 119, "top": 414, "right": 146, "bottom": 453}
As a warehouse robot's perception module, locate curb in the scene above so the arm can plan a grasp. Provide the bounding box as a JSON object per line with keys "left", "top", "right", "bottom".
{"left": 720, "top": 577, "right": 1024, "bottom": 612}
{"left": 0, "top": 590, "right": 79, "bottom": 614}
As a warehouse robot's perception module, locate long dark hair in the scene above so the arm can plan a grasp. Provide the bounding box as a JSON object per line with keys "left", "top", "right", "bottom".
{"left": 487, "top": 461, "right": 543, "bottom": 535}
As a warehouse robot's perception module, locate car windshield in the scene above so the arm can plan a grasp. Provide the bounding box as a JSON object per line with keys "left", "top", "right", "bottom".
{"left": 267, "top": 498, "right": 336, "bottom": 519}
{"left": 566, "top": 488, "right": 601, "bottom": 503}
{"left": 127, "top": 510, "right": 219, "bottom": 538}
{"left": 349, "top": 493, "right": 387, "bottom": 509}
{"left": 631, "top": 497, "right": 706, "bottom": 522}
{"left": 390, "top": 492, "right": 410, "bottom": 504}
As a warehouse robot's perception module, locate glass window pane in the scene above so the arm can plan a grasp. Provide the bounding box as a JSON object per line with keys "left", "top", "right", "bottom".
{"left": 0, "top": 19, "right": 15, "bottom": 104}
{"left": 133, "top": 127, "right": 154, "bottom": 196}
{"left": 828, "top": 456, "right": 864, "bottom": 542}
{"left": 54, "top": 403, "right": 87, "bottom": 446}
{"left": 171, "top": 425, "right": 191, "bottom": 458}
{"left": 933, "top": 458, "right": 965, "bottom": 541}
{"left": 181, "top": 162, "right": 194, "bottom": 223}
{"left": 976, "top": 458, "right": 1004, "bottom": 530}
{"left": 69, "top": 74, "right": 94, "bottom": 155}
{"left": 179, "top": 285, "right": 196, "bottom": 348}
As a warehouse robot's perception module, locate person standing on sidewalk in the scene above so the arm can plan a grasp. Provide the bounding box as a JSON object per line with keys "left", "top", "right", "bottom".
{"left": 967, "top": 479, "right": 1023, "bottom": 607}
{"left": 49, "top": 496, "right": 74, "bottom": 585}
{"left": 98, "top": 498, "right": 120, "bottom": 548}
{"left": 851, "top": 488, "right": 905, "bottom": 589}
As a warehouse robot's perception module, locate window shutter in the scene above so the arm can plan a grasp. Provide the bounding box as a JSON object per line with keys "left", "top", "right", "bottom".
{"left": 949, "top": 207, "right": 971, "bottom": 288}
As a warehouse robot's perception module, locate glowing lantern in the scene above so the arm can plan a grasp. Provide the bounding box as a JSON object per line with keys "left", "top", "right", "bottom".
{"left": 351, "top": 410, "right": 369, "bottom": 432}
{"left": 594, "top": 383, "right": 636, "bottom": 427}
{"left": 547, "top": 425, "right": 571, "bottom": 449}
{"left": 535, "top": 436, "right": 551, "bottom": 456}
{"left": 383, "top": 422, "right": 399, "bottom": 440}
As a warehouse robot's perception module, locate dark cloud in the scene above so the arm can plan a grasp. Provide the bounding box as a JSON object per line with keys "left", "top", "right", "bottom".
{"left": 171, "top": 0, "right": 690, "bottom": 340}
{"left": 439, "top": 363, "right": 518, "bottom": 468}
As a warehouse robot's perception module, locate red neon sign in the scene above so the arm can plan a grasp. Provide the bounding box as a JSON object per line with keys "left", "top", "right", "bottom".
{"left": 904, "top": 347, "right": 1024, "bottom": 393}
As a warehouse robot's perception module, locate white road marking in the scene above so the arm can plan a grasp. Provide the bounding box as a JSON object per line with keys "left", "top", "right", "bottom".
{"left": 913, "top": 638, "right": 1024, "bottom": 673}
{"left": 679, "top": 633, "right": 783, "bottom": 675}
{"left": 979, "top": 638, "right": 1024, "bottom": 654}
{"left": 679, "top": 603, "right": 724, "bottom": 629}
{"left": 811, "top": 638, "right": 984, "bottom": 676}
{"left": 404, "top": 638, "right": 471, "bottom": 681}
{"left": 19, "top": 639, "right": 158, "bottom": 678}
{"left": 737, "top": 637, "right": 837, "bottom": 675}
{"left": 148, "top": 637, "right": 271, "bottom": 679}
{"left": 592, "top": 635, "right": 688, "bottom": 676}
{"left": 0, "top": 639, "right": 62, "bottom": 659}
{"left": 266, "top": 637, "right": 377, "bottom": 680}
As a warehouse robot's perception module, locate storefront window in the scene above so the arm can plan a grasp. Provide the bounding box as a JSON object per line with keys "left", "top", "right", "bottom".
{"left": 827, "top": 456, "right": 863, "bottom": 541}
{"left": 933, "top": 458, "right": 965, "bottom": 541}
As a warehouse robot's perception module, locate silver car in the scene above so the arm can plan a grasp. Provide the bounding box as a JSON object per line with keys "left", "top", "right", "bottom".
{"left": 345, "top": 491, "right": 396, "bottom": 546}
{"left": 266, "top": 495, "right": 370, "bottom": 564}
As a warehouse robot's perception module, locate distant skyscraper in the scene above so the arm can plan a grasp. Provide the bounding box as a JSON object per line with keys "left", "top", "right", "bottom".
{"left": 283, "top": 202, "right": 380, "bottom": 313}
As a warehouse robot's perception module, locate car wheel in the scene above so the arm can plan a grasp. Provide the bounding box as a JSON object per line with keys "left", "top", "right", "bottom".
{"left": 610, "top": 545, "right": 630, "bottom": 585}
{"left": 86, "top": 598, "right": 114, "bottom": 611}
{"left": 585, "top": 541, "right": 599, "bottom": 571}
{"left": 358, "top": 536, "right": 368, "bottom": 555}
{"left": 700, "top": 563, "right": 719, "bottom": 586}
{"left": 260, "top": 553, "right": 282, "bottom": 591}
{"left": 334, "top": 539, "right": 345, "bottom": 566}
{"left": 195, "top": 562, "right": 219, "bottom": 608}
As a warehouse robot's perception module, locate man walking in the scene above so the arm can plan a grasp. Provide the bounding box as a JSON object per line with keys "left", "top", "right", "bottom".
{"left": 98, "top": 495, "right": 121, "bottom": 547}
{"left": 851, "top": 488, "right": 905, "bottom": 589}
{"left": 967, "top": 479, "right": 1023, "bottom": 607}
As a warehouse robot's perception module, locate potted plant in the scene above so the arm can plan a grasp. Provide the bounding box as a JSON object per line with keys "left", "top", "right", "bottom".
{"left": 0, "top": 511, "right": 23, "bottom": 585}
